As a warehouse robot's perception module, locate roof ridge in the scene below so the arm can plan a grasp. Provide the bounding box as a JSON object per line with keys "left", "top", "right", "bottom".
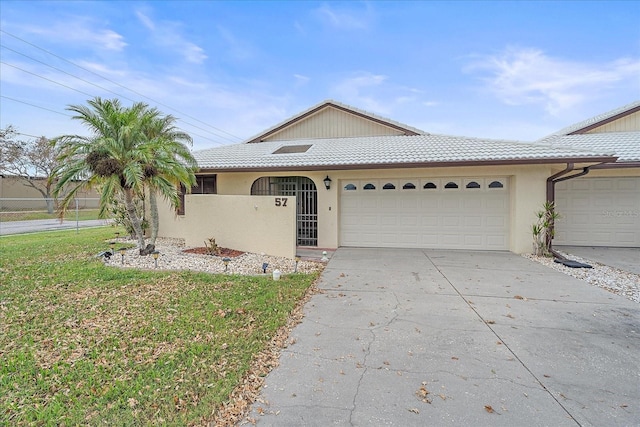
{"left": 537, "top": 99, "right": 640, "bottom": 141}
{"left": 242, "top": 100, "right": 427, "bottom": 143}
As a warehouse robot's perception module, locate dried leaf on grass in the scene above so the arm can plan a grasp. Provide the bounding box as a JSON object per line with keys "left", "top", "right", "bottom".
{"left": 210, "top": 280, "right": 321, "bottom": 426}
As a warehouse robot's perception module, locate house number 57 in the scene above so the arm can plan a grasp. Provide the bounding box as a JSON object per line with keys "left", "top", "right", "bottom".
{"left": 275, "top": 197, "right": 288, "bottom": 207}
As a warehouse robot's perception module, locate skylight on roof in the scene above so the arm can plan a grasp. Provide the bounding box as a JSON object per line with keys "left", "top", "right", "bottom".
{"left": 272, "top": 144, "right": 312, "bottom": 154}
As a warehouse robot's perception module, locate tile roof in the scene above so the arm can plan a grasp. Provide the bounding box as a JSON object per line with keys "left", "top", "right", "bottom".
{"left": 539, "top": 131, "right": 640, "bottom": 163}
{"left": 194, "top": 134, "right": 616, "bottom": 171}
{"left": 539, "top": 100, "right": 640, "bottom": 139}
{"left": 243, "top": 99, "right": 426, "bottom": 143}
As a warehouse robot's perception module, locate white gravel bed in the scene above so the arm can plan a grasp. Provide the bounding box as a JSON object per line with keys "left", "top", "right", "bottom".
{"left": 523, "top": 252, "right": 639, "bottom": 303}
{"left": 103, "top": 237, "right": 325, "bottom": 276}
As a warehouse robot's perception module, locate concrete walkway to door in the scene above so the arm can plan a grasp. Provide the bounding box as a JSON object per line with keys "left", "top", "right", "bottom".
{"left": 244, "top": 248, "right": 639, "bottom": 426}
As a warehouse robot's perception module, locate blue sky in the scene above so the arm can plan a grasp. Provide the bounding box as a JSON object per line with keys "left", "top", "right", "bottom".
{"left": 1, "top": 1, "right": 639, "bottom": 151}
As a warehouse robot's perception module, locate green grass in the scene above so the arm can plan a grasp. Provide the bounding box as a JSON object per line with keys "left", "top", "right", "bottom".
{"left": 0, "top": 227, "right": 318, "bottom": 426}
{"left": 0, "top": 209, "right": 102, "bottom": 222}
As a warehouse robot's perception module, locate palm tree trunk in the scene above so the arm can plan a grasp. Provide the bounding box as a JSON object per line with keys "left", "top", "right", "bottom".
{"left": 123, "top": 188, "right": 147, "bottom": 253}
{"left": 148, "top": 190, "right": 159, "bottom": 248}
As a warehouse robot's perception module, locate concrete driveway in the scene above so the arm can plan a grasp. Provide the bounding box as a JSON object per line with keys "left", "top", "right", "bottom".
{"left": 557, "top": 246, "right": 640, "bottom": 275}
{"left": 245, "top": 248, "right": 639, "bottom": 426}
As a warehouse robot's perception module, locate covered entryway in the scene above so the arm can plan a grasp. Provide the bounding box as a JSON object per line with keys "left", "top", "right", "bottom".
{"left": 251, "top": 176, "right": 318, "bottom": 246}
{"left": 340, "top": 178, "right": 509, "bottom": 250}
{"left": 554, "top": 177, "right": 640, "bottom": 247}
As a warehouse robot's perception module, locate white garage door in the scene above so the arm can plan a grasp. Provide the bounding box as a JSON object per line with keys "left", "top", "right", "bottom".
{"left": 555, "top": 177, "right": 640, "bottom": 247}
{"left": 340, "top": 178, "right": 509, "bottom": 250}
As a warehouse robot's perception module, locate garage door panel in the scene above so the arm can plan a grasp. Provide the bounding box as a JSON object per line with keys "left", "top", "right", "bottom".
{"left": 486, "top": 215, "right": 507, "bottom": 227}
{"left": 380, "top": 215, "right": 397, "bottom": 226}
{"left": 360, "top": 215, "right": 378, "bottom": 226}
{"left": 617, "top": 179, "right": 638, "bottom": 190}
{"left": 341, "top": 177, "right": 510, "bottom": 250}
{"left": 463, "top": 198, "right": 482, "bottom": 209}
{"left": 593, "top": 180, "right": 614, "bottom": 190}
{"left": 421, "top": 215, "right": 439, "bottom": 226}
{"left": 464, "top": 216, "right": 482, "bottom": 227}
{"left": 402, "top": 215, "right": 418, "bottom": 226}
{"left": 360, "top": 198, "right": 378, "bottom": 209}
{"left": 442, "top": 216, "right": 460, "bottom": 227}
{"left": 398, "top": 233, "right": 419, "bottom": 245}
{"left": 555, "top": 177, "right": 640, "bottom": 247}
{"left": 420, "top": 233, "right": 439, "bottom": 245}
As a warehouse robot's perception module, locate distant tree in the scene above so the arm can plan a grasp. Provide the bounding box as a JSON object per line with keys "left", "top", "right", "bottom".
{"left": 0, "top": 126, "right": 61, "bottom": 213}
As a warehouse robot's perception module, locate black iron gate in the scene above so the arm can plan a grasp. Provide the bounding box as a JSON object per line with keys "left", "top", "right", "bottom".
{"left": 251, "top": 176, "right": 318, "bottom": 246}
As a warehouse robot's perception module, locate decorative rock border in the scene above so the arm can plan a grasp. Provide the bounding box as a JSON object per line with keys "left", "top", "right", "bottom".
{"left": 104, "top": 237, "right": 325, "bottom": 275}
{"left": 523, "top": 251, "right": 639, "bottom": 303}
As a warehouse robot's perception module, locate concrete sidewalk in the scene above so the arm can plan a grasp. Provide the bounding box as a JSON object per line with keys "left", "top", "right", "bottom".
{"left": 0, "top": 219, "right": 109, "bottom": 236}
{"left": 244, "top": 248, "right": 639, "bottom": 426}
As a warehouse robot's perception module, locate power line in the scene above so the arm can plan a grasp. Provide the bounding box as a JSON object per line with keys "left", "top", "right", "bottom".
{"left": 1, "top": 61, "right": 95, "bottom": 97}
{"left": 1, "top": 95, "right": 72, "bottom": 117}
{"left": 1, "top": 30, "right": 244, "bottom": 143}
{"left": 1, "top": 50, "right": 234, "bottom": 146}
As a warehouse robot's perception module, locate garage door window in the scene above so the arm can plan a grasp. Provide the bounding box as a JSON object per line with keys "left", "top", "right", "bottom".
{"left": 344, "top": 183, "right": 357, "bottom": 191}
{"left": 465, "top": 181, "right": 481, "bottom": 189}
{"left": 382, "top": 183, "right": 396, "bottom": 190}
{"left": 363, "top": 183, "right": 376, "bottom": 190}
{"left": 423, "top": 182, "right": 437, "bottom": 189}
{"left": 402, "top": 182, "right": 416, "bottom": 190}
{"left": 444, "top": 181, "right": 459, "bottom": 189}
{"left": 488, "top": 180, "right": 504, "bottom": 189}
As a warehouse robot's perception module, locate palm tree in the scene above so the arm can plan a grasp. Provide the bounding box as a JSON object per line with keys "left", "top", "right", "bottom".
{"left": 139, "top": 109, "right": 197, "bottom": 253}
{"left": 53, "top": 97, "right": 196, "bottom": 254}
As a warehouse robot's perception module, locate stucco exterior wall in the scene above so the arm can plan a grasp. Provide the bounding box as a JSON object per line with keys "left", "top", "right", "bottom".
{"left": 158, "top": 165, "right": 557, "bottom": 255}
{"left": 157, "top": 194, "right": 297, "bottom": 258}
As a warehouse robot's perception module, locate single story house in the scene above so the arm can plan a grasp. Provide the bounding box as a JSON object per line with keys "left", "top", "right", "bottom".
{"left": 157, "top": 100, "right": 638, "bottom": 258}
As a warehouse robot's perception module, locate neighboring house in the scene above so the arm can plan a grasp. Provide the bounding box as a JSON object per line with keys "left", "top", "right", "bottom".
{"left": 539, "top": 101, "right": 640, "bottom": 247}
{"left": 157, "top": 100, "right": 629, "bottom": 258}
{"left": 0, "top": 175, "right": 100, "bottom": 210}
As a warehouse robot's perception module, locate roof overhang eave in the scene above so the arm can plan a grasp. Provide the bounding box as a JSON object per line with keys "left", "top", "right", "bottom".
{"left": 196, "top": 156, "right": 618, "bottom": 173}
{"left": 589, "top": 161, "right": 640, "bottom": 169}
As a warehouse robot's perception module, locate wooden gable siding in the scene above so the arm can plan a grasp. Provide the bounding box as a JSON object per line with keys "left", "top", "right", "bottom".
{"left": 262, "top": 106, "right": 406, "bottom": 141}
{"left": 585, "top": 110, "right": 640, "bottom": 134}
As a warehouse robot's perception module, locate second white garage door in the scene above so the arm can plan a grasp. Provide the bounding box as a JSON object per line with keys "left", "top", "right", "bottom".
{"left": 340, "top": 178, "right": 509, "bottom": 250}
{"left": 554, "top": 177, "right": 640, "bottom": 247}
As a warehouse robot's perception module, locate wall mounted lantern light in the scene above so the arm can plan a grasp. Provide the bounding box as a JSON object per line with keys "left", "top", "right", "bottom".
{"left": 323, "top": 176, "right": 332, "bottom": 190}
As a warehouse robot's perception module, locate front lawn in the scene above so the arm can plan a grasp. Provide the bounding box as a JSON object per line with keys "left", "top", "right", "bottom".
{"left": 0, "top": 227, "right": 318, "bottom": 426}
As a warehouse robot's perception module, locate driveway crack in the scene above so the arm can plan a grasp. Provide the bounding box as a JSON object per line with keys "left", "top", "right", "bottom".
{"left": 421, "top": 250, "right": 582, "bottom": 427}
{"left": 349, "top": 291, "right": 400, "bottom": 425}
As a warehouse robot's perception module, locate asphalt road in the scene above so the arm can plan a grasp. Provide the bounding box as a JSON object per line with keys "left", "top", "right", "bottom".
{"left": 0, "top": 219, "right": 110, "bottom": 236}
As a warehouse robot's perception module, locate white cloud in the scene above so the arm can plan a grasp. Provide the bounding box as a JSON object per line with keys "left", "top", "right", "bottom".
{"left": 135, "top": 10, "right": 155, "bottom": 31}
{"left": 331, "top": 72, "right": 389, "bottom": 112}
{"left": 467, "top": 47, "right": 640, "bottom": 115}
{"left": 135, "top": 10, "right": 207, "bottom": 64}
{"left": 216, "top": 26, "right": 254, "bottom": 61}
{"left": 294, "top": 74, "right": 310, "bottom": 87}
{"left": 314, "top": 2, "right": 372, "bottom": 30}
{"left": 21, "top": 19, "right": 127, "bottom": 52}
